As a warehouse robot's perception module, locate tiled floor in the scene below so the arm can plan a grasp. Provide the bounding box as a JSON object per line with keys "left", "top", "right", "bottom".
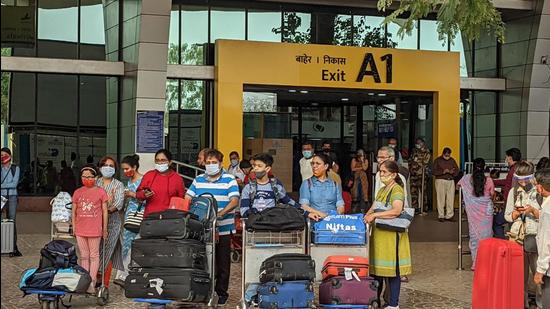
{"left": 1, "top": 232, "right": 473, "bottom": 308}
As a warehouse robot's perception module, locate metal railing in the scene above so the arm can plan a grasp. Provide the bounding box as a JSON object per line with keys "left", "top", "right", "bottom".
{"left": 457, "top": 162, "right": 508, "bottom": 270}
{"left": 172, "top": 160, "right": 205, "bottom": 181}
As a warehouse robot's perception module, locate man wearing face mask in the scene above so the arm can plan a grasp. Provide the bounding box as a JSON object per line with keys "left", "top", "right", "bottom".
{"left": 299, "top": 141, "right": 315, "bottom": 181}
{"left": 534, "top": 168, "right": 550, "bottom": 307}
{"left": 322, "top": 141, "right": 340, "bottom": 174}
{"left": 185, "top": 149, "right": 240, "bottom": 306}
{"left": 1, "top": 147, "right": 22, "bottom": 256}
{"left": 388, "top": 138, "right": 403, "bottom": 165}
{"left": 227, "top": 151, "right": 245, "bottom": 184}
{"left": 432, "top": 148, "right": 459, "bottom": 222}
{"left": 408, "top": 138, "right": 431, "bottom": 215}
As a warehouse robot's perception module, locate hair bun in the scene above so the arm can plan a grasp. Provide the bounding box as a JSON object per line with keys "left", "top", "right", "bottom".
{"left": 132, "top": 154, "right": 140, "bottom": 162}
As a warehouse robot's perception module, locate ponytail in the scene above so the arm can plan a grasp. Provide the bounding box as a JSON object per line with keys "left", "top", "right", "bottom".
{"left": 472, "top": 158, "right": 486, "bottom": 197}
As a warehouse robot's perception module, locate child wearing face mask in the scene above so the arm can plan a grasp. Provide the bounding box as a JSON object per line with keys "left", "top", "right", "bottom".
{"left": 72, "top": 165, "right": 108, "bottom": 294}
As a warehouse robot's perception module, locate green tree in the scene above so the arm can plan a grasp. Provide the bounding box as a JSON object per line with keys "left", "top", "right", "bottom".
{"left": 377, "top": 0, "right": 505, "bottom": 43}
{"left": 1, "top": 48, "right": 12, "bottom": 125}
{"left": 273, "top": 12, "right": 312, "bottom": 44}
{"left": 166, "top": 43, "right": 205, "bottom": 111}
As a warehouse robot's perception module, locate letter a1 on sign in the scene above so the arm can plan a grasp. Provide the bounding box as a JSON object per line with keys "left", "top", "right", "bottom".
{"left": 356, "top": 52, "right": 393, "bottom": 84}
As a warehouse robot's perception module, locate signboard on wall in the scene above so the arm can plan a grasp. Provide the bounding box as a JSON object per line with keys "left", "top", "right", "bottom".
{"left": 1, "top": 6, "right": 35, "bottom": 47}
{"left": 136, "top": 111, "right": 164, "bottom": 153}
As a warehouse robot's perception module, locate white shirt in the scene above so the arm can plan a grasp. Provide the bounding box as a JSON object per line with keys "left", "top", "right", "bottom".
{"left": 374, "top": 171, "right": 411, "bottom": 208}
{"left": 504, "top": 187, "right": 541, "bottom": 235}
{"left": 537, "top": 196, "right": 550, "bottom": 276}
{"left": 299, "top": 157, "right": 313, "bottom": 181}
{"left": 227, "top": 165, "right": 245, "bottom": 182}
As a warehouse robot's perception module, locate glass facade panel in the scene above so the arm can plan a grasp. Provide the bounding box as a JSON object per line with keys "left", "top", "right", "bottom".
{"left": 38, "top": 0, "right": 78, "bottom": 58}
{"left": 450, "top": 33, "right": 469, "bottom": 77}
{"left": 387, "top": 19, "right": 418, "bottom": 49}
{"left": 419, "top": 20, "right": 448, "bottom": 51}
{"left": 331, "top": 14, "right": 353, "bottom": 46}
{"left": 181, "top": 5, "right": 208, "bottom": 65}
{"left": 211, "top": 7, "right": 245, "bottom": 41}
{"left": 80, "top": 0, "right": 107, "bottom": 60}
{"left": 168, "top": 5, "right": 180, "bottom": 64}
{"left": 353, "top": 15, "right": 385, "bottom": 47}
{"left": 247, "top": 10, "right": 282, "bottom": 42}
{"left": 281, "top": 12, "right": 312, "bottom": 43}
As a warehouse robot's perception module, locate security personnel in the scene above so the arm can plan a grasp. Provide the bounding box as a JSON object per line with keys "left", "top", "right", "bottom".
{"left": 408, "top": 138, "right": 431, "bottom": 215}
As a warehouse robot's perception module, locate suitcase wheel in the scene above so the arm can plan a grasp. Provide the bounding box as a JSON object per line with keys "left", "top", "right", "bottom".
{"left": 96, "top": 286, "right": 109, "bottom": 306}
{"left": 369, "top": 300, "right": 380, "bottom": 309}
{"left": 331, "top": 299, "right": 340, "bottom": 305}
{"left": 370, "top": 280, "right": 379, "bottom": 290}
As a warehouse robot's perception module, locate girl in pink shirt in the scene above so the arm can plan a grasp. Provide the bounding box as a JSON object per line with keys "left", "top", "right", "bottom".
{"left": 71, "top": 165, "right": 108, "bottom": 294}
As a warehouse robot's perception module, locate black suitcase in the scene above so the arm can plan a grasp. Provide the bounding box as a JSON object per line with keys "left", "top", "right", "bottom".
{"left": 131, "top": 239, "right": 207, "bottom": 269}
{"left": 139, "top": 209, "right": 204, "bottom": 241}
{"left": 259, "top": 253, "right": 315, "bottom": 283}
{"left": 125, "top": 268, "right": 211, "bottom": 301}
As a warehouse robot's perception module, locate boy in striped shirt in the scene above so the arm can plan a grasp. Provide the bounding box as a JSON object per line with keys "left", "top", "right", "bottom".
{"left": 185, "top": 149, "right": 240, "bottom": 305}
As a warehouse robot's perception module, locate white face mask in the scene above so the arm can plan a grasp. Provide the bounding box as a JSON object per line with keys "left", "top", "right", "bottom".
{"left": 415, "top": 144, "right": 422, "bottom": 149}
{"left": 230, "top": 159, "right": 239, "bottom": 167}
{"left": 100, "top": 166, "right": 115, "bottom": 178}
{"left": 155, "top": 163, "right": 169, "bottom": 173}
{"left": 205, "top": 163, "right": 221, "bottom": 176}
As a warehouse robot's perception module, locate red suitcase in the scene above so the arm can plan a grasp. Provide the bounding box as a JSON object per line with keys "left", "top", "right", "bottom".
{"left": 472, "top": 238, "right": 524, "bottom": 309}
{"left": 321, "top": 256, "right": 369, "bottom": 281}
{"left": 319, "top": 276, "right": 378, "bottom": 306}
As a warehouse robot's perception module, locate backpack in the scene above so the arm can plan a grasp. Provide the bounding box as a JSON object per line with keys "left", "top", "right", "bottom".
{"left": 52, "top": 265, "right": 92, "bottom": 293}
{"left": 248, "top": 177, "right": 284, "bottom": 209}
{"left": 39, "top": 240, "right": 78, "bottom": 270}
{"left": 50, "top": 192, "right": 72, "bottom": 223}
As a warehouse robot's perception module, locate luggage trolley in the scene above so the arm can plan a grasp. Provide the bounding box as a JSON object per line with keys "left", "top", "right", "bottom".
{"left": 238, "top": 220, "right": 307, "bottom": 309}
{"left": 132, "top": 194, "right": 219, "bottom": 308}
{"left": 307, "top": 219, "right": 370, "bottom": 282}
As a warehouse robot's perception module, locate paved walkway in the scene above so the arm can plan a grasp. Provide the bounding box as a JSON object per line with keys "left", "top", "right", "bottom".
{"left": 1, "top": 232, "right": 472, "bottom": 308}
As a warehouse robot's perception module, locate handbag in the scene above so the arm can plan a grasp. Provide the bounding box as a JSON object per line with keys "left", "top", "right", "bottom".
{"left": 372, "top": 186, "right": 414, "bottom": 232}
{"left": 124, "top": 202, "right": 144, "bottom": 233}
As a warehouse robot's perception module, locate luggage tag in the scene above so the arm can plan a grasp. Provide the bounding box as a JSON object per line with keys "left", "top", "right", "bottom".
{"left": 149, "top": 278, "right": 164, "bottom": 295}
{"left": 344, "top": 268, "right": 361, "bottom": 281}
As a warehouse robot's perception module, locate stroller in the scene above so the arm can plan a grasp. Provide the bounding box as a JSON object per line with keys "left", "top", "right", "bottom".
{"left": 231, "top": 213, "right": 243, "bottom": 263}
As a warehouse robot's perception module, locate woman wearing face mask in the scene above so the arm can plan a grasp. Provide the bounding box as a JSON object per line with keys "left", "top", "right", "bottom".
{"left": 227, "top": 151, "right": 245, "bottom": 185}
{"left": 72, "top": 165, "right": 108, "bottom": 294}
{"left": 364, "top": 160, "right": 412, "bottom": 309}
{"left": 113, "top": 154, "right": 143, "bottom": 287}
{"left": 504, "top": 160, "right": 543, "bottom": 308}
{"left": 351, "top": 149, "right": 369, "bottom": 210}
{"left": 136, "top": 149, "right": 185, "bottom": 217}
{"left": 299, "top": 153, "right": 345, "bottom": 219}
{"left": 96, "top": 156, "right": 125, "bottom": 288}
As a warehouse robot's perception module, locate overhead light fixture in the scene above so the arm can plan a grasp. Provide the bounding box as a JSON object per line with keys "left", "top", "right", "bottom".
{"left": 401, "top": 100, "right": 409, "bottom": 103}
{"left": 378, "top": 93, "right": 387, "bottom": 97}
{"left": 300, "top": 90, "right": 309, "bottom": 94}
{"left": 368, "top": 93, "right": 375, "bottom": 96}
{"left": 311, "top": 102, "right": 319, "bottom": 106}
{"left": 288, "top": 89, "right": 297, "bottom": 93}
{"left": 341, "top": 98, "right": 349, "bottom": 101}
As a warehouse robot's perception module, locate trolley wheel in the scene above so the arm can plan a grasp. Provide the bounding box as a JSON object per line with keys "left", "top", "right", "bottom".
{"left": 96, "top": 286, "right": 109, "bottom": 306}
{"left": 230, "top": 250, "right": 241, "bottom": 263}
{"left": 369, "top": 300, "right": 380, "bottom": 309}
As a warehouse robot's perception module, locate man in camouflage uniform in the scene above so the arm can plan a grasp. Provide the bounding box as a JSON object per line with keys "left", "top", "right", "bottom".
{"left": 408, "top": 138, "right": 431, "bottom": 215}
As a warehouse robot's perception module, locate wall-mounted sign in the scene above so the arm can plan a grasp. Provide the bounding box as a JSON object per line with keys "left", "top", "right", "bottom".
{"left": 136, "top": 111, "right": 164, "bottom": 153}
{"left": 1, "top": 6, "right": 35, "bottom": 47}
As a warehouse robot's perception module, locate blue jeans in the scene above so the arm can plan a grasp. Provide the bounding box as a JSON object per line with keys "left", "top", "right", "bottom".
{"left": 3, "top": 195, "right": 18, "bottom": 250}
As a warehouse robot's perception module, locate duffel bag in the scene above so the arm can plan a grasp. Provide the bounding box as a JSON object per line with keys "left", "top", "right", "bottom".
{"left": 247, "top": 205, "right": 305, "bottom": 232}
{"left": 313, "top": 212, "right": 366, "bottom": 245}
{"left": 39, "top": 240, "right": 78, "bottom": 270}
{"left": 125, "top": 268, "right": 211, "bottom": 301}
{"left": 52, "top": 265, "right": 92, "bottom": 293}
{"left": 259, "top": 253, "right": 315, "bottom": 283}
{"left": 139, "top": 209, "right": 204, "bottom": 241}
{"left": 131, "top": 238, "right": 207, "bottom": 269}
{"left": 50, "top": 192, "right": 72, "bottom": 223}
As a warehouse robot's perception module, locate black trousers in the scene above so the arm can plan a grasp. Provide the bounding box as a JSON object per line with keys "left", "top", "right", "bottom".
{"left": 215, "top": 234, "right": 231, "bottom": 299}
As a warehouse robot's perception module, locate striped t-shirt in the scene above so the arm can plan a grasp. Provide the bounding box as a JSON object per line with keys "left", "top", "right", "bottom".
{"left": 186, "top": 171, "right": 240, "bottom": 235}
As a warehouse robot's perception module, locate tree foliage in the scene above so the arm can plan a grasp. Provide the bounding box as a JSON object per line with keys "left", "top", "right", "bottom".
{"left": 377, "top": 0, "right": 505, "bottom": 43}
{"left": 1, "top": 48, "right": 12, "bottom": 125}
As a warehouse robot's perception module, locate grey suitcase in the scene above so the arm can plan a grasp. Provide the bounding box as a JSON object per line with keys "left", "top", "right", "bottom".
{"left": 1, "top": 219, "right": 14, "bottom": 254}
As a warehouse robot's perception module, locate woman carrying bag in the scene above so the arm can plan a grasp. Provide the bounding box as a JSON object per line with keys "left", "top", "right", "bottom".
{"left": 364, "top": 160, "right": 412, "bottom": 309}
{"left": 113, "top": 154, "right": 143, "bottom": 287}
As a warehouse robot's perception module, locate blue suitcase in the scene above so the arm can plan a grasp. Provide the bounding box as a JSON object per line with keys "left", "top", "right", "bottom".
{"left": 257, "top": 280, "right": 315, "bottom": 309}
{"left": 313, "top": 213, "right": 366, "bottom": 245}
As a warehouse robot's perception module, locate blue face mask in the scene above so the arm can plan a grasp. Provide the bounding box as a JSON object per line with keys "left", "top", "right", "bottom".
{"left": 100, "top": 166, "right": 115, "bottom": 178}
{"left": 302, "top": 150, "right": 313, "bottom": 159}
